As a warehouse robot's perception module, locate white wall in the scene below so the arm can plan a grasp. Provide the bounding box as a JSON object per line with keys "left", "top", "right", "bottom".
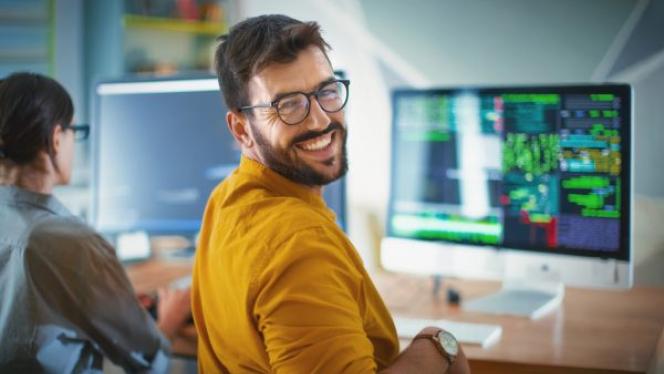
{"left": 54, "top": 0, "right": 83, "bottom": 120}
{"left": 605, "top": 0, "right": 664, "bottom": 285}
{"left": 623, "top": 60, "right": 664, "bottom": 286}
{"left": 360, "top": 0, "right": 637, "bottom": 85}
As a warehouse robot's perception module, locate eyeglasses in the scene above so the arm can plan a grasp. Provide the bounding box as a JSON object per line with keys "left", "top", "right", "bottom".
{"left": 64, "top": 123, "right": 90, "bottom": 142}
{"left": 240, "top": 79, "right": 350, "bottom": 126}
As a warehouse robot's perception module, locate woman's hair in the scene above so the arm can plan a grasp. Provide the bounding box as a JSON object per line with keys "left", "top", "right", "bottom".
{"left": 0, "top": 72, "right": 74, "bottom": 166}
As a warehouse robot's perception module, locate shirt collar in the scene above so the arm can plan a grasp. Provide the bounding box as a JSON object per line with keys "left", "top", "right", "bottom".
{"left": 0, "top": 185, "right": 72, "bottom": 217}
{"left": 238, "top": 156, "right": 336, "bottom": 220}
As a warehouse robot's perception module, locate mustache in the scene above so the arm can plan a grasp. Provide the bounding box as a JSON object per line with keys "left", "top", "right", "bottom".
{"left": 292, "top": 122, "right": 344, "bottom": 145}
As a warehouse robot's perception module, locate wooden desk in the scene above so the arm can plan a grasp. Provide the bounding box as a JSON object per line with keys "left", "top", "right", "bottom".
{"left": 126, "top": 259, "right": 197, "bottom": 357}
{"left": 374, "top": 273, "right": 664, "bottom": 374}
{"left": 126, "top": 260, "right": 664, "bottom": 373}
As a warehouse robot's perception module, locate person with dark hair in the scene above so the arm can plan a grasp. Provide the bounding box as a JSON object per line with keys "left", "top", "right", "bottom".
{"left": 0, "top": 72, "right": 191, "bottom": 373}
{"left": 191, "top": 15, "right": 471, "bottom": 373}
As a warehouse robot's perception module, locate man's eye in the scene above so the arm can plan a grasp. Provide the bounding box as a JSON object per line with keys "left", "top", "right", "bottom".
{"left": 278, "top": 97, "right": 305, "bottom": 112}
{"left": 318, "top": 89, "right": 339, "bottom": 99}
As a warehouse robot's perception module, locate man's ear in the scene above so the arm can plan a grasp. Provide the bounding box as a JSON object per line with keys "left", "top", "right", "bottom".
{"left": 227, "top": 111, "right": 254, "bottom": 148}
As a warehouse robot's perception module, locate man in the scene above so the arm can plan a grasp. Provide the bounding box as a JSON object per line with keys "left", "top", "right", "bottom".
{"left": 191, "top": 14, "right": 471, "bottom": 373}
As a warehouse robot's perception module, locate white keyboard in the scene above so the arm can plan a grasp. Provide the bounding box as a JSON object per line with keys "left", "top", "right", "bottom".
{"left": 393, "top": 316, "right": 502, "bottom": 348}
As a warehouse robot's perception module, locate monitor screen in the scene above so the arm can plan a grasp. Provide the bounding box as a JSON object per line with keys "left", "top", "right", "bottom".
{"left": 387, "top": 85, "right": 631, "bottom": 261}
{"left": 93, "top": 77, "right": 346, "bottom": 235}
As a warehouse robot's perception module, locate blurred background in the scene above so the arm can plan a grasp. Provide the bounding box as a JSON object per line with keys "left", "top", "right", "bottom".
{"left": 1, "top": 0, "right": 662, "bottom": 286}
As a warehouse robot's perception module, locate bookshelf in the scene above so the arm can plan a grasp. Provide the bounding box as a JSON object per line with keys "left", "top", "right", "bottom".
{"left": 122, "top": 1, "right": 229, "bottom": 74}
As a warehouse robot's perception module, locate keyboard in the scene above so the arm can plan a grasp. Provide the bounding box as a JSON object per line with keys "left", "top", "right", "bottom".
{"left": 393, "top": 316, "right": 502, "bottom": 348}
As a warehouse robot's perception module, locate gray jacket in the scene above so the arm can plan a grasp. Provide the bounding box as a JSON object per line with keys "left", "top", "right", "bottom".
{"left": 0, "top": 186, "right": 170, "bottom": 373}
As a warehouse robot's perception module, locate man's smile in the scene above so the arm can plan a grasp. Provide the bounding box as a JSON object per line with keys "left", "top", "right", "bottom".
{"left": 295, "top": 131, "right": 334, "bottom": 152}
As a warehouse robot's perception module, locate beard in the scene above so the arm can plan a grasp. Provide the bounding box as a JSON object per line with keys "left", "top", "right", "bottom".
{"left": 249, "top": 121, "right": 348, "bottom": 186}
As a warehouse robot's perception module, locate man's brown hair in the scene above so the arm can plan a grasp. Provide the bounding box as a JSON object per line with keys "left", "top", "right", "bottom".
{"left": 215, "top": 14, "right": 331, "bottom": 112}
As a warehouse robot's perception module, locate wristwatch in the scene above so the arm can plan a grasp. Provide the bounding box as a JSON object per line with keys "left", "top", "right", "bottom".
{"left": 413, "top": 329, "right": 459, "bottom": 367}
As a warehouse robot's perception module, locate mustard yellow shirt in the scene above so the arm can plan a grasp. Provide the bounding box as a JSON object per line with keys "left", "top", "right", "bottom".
{"left": 192, "top": 157, "right": 399, "bottom": 373}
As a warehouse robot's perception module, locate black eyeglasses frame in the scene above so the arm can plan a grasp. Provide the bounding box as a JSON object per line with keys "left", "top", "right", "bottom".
{"left": 64, "top": 123, "right": 90, "bottom": 142}
{"left": 239, "top": 79, "right": 350, "bottom": 126}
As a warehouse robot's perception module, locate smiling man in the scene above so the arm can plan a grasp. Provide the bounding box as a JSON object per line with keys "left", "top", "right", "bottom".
{"left": 191, "top": 15, "right": 470, "bottom": 374}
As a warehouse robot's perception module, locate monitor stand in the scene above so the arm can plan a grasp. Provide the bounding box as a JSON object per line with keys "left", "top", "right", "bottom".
{"left": 463, "top": 279, "right": 564, "bottom": 319}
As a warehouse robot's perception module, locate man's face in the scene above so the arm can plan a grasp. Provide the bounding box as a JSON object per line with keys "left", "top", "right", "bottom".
{"left": 244, "top": 46, "right": 348, "bottom": 186}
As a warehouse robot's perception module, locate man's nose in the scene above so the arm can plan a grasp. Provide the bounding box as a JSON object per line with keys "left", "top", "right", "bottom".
{"left": 304, "top": 95, "right": 331, "bottom": 131}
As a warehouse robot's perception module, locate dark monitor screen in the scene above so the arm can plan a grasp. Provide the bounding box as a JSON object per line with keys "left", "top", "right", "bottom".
{"left": 93, "top": 77, "right": 346, "bottom": 235}
{"left": 387, "top": 85, "right": 631, "bottom": 261}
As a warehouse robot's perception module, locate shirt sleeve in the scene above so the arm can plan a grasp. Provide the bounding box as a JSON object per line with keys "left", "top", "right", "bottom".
{"left": 253, "top": 226, "right": 378, "bottom": 373}
{"left": 25, "top": 217, "right": 170, "bottom": 373}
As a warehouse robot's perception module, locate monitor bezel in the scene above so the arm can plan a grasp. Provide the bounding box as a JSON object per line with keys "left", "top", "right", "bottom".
{"left": 386, "top": 83, "right": 632, "bottom": 262}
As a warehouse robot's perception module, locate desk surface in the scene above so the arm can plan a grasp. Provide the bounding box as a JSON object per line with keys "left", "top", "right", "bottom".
{"left": 126, "top": 259, "right": 664, "bottom": 373}
{"left": 126, "top": 259, "right": 197, "bottom": 356}
{"left": 374, "top": 274, "right": 664, "bottom": 374}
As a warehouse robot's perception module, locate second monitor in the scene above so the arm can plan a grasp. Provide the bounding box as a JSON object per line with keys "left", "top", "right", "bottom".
{"left": 93, "top": 76, "right": 347, "bottom": 246}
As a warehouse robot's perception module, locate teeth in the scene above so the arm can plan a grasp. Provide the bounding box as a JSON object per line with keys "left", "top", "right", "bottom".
{"left": 299, "top": 133, "right": 332, "bottom": 151}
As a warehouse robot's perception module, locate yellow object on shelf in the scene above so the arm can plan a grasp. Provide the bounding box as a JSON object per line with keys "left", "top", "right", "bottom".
{"left": 123, "top": 14, "right": 226, "bottom": 36}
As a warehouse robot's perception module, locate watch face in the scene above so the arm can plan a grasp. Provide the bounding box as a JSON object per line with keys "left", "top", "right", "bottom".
{"left": 438, "top": 331, "right": 459, "bottom": 356}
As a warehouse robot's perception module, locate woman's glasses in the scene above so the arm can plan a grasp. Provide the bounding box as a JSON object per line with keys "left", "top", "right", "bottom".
{"left": 64, "top": 123, "right": 90, "bottom": 142}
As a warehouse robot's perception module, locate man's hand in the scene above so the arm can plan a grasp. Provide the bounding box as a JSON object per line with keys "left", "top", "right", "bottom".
{"left": 156, "top": 287, "right": 192, "bottom": 340}
{"left": 444, "top": 332, "right": 471, "bottom": 374}
{"left": 381, "top": 326, "right": 471, "bottom": 374}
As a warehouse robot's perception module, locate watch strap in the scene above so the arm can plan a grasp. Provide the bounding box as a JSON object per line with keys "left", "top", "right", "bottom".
{"left": 413, "top": 330, "right": 453, "bottom": 366}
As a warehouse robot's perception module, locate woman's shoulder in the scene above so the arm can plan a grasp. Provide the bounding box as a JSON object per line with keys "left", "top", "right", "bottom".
{"left": 30, "top": 215, "right": 98, "bottom": 242}
{"left": 27, "top": 215, "right": 115, "bottom": 262}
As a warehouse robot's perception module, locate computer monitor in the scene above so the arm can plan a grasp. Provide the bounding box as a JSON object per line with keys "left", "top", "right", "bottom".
{"left": 92, "top": 76, "right": 347, "bottom": 242}
{"left": 381, "top": 84, "right": 632, "bottom": 317}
